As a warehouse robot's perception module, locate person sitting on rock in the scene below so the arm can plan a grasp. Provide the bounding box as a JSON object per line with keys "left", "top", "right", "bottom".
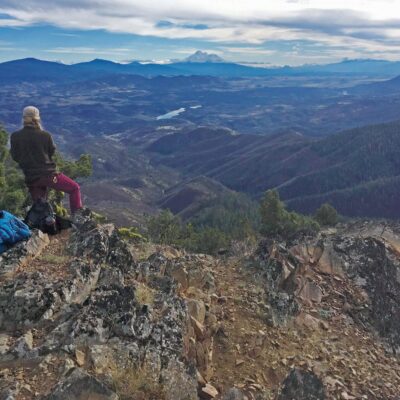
{"left": 10, "top": 106, "right": 83, "bottom": 215}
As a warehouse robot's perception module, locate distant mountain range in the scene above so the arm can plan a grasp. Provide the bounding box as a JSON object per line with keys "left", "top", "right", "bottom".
{"left": 2, "top": 50, "right": 400, "bottom": 220}
{"left": 148, "top": 121, "right": 400, "bottom": 218}
{"left": 2, "top": 52, "right": 400, "bottom": 82}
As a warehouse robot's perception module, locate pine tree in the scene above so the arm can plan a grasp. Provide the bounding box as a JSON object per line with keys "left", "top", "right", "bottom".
{"left": 147, "top": 209, "right": 182, "bottom": 245}
{"left": 315, "top": 203, "right": 339, "bottom": 226}
{"left": 260, "top": 189, "right": 319, "bottom": 237}
{"left": 0, "top": 126, "right": 27, "bottom": 215}
{"left": 260, "top": 189, "right": 288, "bottom": 235}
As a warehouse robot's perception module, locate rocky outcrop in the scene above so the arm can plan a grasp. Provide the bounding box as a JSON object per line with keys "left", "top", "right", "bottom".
{"left": 2, "top": 215, "right": 400, "bottom": 399}
{"left": 332, "top": 235, "right": 400, "bottom": 354}
{"left": 254, "top": 240, "right": 303, "bottom": 326}
{"left": 253, "top": 223, "right": 400, "bottom": 355}
{"left": 0, "top": 213, "right": 217, "bottom": 399}
{"left": 0, "top": 230, "right": 49, "bottom": 279}
{"left": 138, "top": 250, "right": 218, "bottom": 386}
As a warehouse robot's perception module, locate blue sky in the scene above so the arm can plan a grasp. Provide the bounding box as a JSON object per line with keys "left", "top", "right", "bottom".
{"left": 1, "top": 1, "right": 400, "bottom": 65}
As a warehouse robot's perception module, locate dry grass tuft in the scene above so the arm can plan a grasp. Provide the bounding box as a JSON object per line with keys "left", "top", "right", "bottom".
{"left": 135, "top": 283, "right": 155, "bottom": 306}
{"left": 38, "top": 254, "right": 70, "bottom": 264}
{"left": 107, "top": 359, "right": 165, "bottom": 400}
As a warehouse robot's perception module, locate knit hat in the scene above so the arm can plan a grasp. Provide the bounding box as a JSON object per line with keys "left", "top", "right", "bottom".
{"left": 23, "top": 106, "right": 40, "bottom": 119}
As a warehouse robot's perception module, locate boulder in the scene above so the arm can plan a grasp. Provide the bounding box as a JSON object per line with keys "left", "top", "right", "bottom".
{"left": 165, "top": 261, "right": 189, "bottom": 290}
{"left": 68, "top": 221, "right": 137, "bottom": 274}
{"left": 266, "top": 292, "right": 300, "bottom": 327}
{"left": 0, "top": 333, "right": 10, "bottom": 355}
{"left": 0, "top": 386, "right": 18, "bottom": 400}
{"left": 296, "top": 279, "right": 323, "bottom": 304}
{"left": 295, "top": 312, "right": 321, "bottom": 331}
{"left": 162, "top": 360, "right": 198, "bottom": 400}
{"left": 256, "top": 244, "right": 301, "bottom": 326}
{"left": 187, "top": 299, "right": 206, "bottom": 324}
{"left": 13, "top": 331, "right": 34, "bottom": 358}
{"left": 334, "top": 236, "right": 400, "bottom": 353}
{"left": 0, "top": 262, "right": 100, "bottom": 331}
{"left": 0, "top": 230, "right": 49, "bottom": 279}
{"left": 201, "top": 383, "right": 219, "bottom": 399}
{"left": 316, "top": 242, "right": 344, "bottom": 277}
{"left": 45, "top": 368, "right": 118, "bottom": 400}
{"left": 191, "top": 316, "right": 206, "bottom": 340}
{"left": 222, "top": 388, "right": 245, "bottom": 400}
{"left": 278, "top": 368, "right": 326, "bottom": 400}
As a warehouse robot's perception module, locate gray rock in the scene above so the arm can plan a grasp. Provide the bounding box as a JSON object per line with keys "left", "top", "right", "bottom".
{"left": 162, "top": 359, "right": 198, "bottom": 400}
{"left": 97, "top": 265, "right": 124, "bottom": 287}
{"left": 187, "top": 299, "right": 206, "bottom": 324}
{"left": 14, "top": 331, "right": 33, "bottom": 358}
{"left": 222, "top": 388, "right": 245, "bottom": 400}
{"left": 0, "top": 261, "right": 100, "bottom": 331}
{"left": 254, "top": 230, "right": 400, "bottom": 353}
{"left": 68, "top": 221, "right": 137, "bottom": 275}
{"left": 278, "top": 368, "right": 326, "bottom": 400}
{"left": 255, "top": 243, "right": 301, "bottom": 326}
{"left": 69, "top": 221, "right": 113, "bottom": 262}
{"left": 0, "top": 230, "right": 49, "bottom": 279}
{"left": 267, "top": 292, "right": 300, "bottom": 326}
{"left": 333, "top": 235, "right": 400, "bottom": 353}
{"left": 0, "top": 388, "right": 17, "bottom": 400}
{"left": 106, "top": 230, "right": 137, "bottom": 274}
{"left": 0, "top": 334, "right": 10, "bottom": 355}
{"left": 45, "top": 368, "right": 118, "bottom": 400}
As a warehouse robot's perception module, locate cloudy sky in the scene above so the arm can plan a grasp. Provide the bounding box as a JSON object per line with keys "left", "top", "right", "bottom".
{"left": 1, "top": 0, "right": 400, "bottom": 65}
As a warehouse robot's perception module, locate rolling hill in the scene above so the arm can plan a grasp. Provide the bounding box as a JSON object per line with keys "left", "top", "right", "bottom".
{"left": 148, "top": 121, "right": 400, "bottom": 218}
{"left": 351, "top": 73, "right": 400, "bottom": 95}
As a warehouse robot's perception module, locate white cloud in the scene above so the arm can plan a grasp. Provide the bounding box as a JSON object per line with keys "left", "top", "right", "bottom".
{"left": 2, "top": 1, "right": 400, "bottom": 60}
{"left": 45, "top": 46, "right": 132, "bottom": 55}
{"left": 221, "top": 47, "right": 276, "bottom": 55}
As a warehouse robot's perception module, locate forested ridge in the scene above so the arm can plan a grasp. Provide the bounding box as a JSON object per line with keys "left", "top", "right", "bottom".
{"left": 149, "top": 121, "right": 400, "bottom": 218}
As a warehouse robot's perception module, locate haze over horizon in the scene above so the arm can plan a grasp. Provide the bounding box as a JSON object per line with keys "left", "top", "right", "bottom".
{"left": 2, "top": 0, "right": 400, "bottom": 65}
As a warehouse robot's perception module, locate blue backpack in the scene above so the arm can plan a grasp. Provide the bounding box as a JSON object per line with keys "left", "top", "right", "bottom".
{"left": 0, "top": 210, "right": 31, "bottom": 254}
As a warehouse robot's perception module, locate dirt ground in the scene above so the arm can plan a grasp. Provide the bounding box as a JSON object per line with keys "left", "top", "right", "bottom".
{"left": 209, "top": 258, "right": 400, "bottom": 399}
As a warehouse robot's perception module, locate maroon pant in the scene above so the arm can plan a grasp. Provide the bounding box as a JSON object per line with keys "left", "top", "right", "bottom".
{"left": 28, "top": 173, "right": 83, "bottom": 214}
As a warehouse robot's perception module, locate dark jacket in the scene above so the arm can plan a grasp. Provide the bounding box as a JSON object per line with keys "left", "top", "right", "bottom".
{"left": 10, "top": 126, "right": 57, "bottom": 184}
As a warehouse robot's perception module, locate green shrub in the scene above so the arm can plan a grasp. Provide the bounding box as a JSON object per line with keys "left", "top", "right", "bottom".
{"left": 183, "top": 226, "right": 229, "bottom": 255}
{"left": 315, "top": 203, "right": 339, "bottom": 226}
{"left": 92, "top": 211, "right": 108, "bottom": 223}
{"left": 190, "top": 191, "right": 260, "bottom": 241}
{"left": 118, "top": 227, "right": 146, "bottom": 242}
{"left": 146, "top": 210, "right": 230, "bottom": 255}
{"left": 53, "top": 152, "right": 93, "bottom": 180}
{"left": 260, "top": 189, "right": 319, "bottom": 238}
{"left": 147, "top": 210, "right": 182, "bottom": 245}
{"left": 0, "top": 126, "right": 27, "bottom": 216}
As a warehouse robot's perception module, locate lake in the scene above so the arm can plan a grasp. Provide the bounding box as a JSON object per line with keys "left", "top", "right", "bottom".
{"left": 156, "top": 107, "right": 186, "bottom": 120}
